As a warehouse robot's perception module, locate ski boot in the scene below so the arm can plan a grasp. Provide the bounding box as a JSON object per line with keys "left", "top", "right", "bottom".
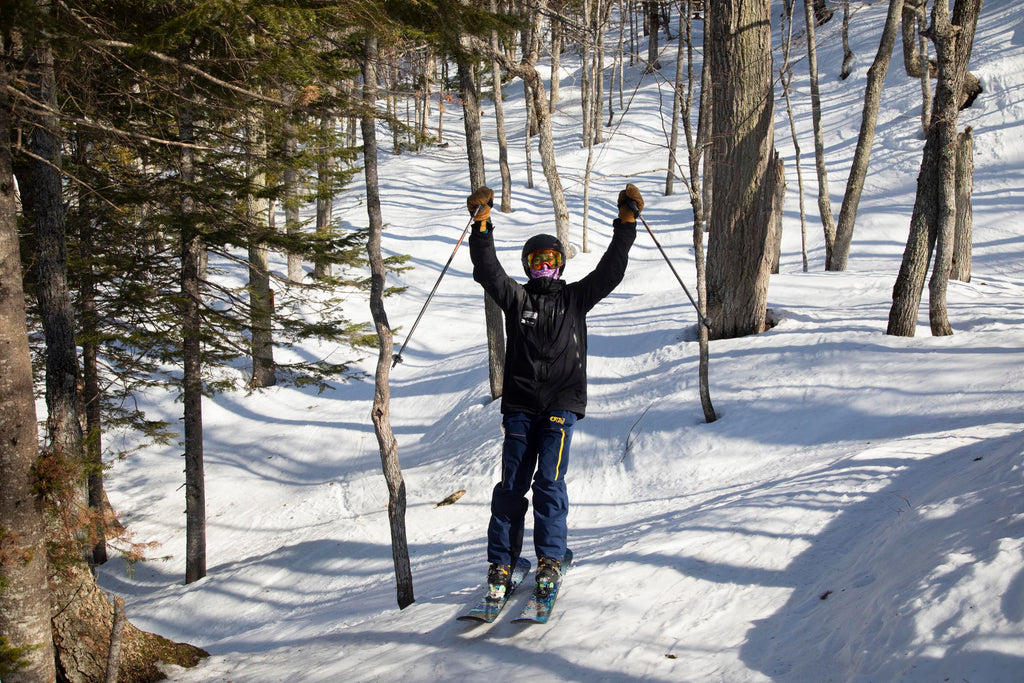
{"left": 486, "top": 563, "right": 512, "bottom": 601}
{"left": 535, "top": 557, "right": 562, "bottom": 598}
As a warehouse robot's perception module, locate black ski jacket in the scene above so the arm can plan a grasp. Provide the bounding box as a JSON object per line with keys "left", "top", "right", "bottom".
{"left": 469, "top": 220, "right": 636, "bottom": 418}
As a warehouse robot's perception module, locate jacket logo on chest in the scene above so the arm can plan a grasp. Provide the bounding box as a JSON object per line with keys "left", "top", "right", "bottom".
{"left": 520, "top": 310, "right": 538, "bottom": 327}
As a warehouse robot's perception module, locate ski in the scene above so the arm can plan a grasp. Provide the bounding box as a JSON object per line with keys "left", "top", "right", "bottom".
{"left": 512, "top": 549, "right": 573, "bottom": 624}
{"left": 456, "top": 557, "right": 531, "bottom": 623}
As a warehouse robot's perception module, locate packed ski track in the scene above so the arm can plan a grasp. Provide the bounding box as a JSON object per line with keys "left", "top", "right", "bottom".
{"left": 96, "top": 1, "right": 1024, "bottom": 681}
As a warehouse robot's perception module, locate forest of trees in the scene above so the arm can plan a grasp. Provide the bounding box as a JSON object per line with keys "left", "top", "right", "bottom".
{"left": 1, "top": 0, "right": 982, "bottom": 680}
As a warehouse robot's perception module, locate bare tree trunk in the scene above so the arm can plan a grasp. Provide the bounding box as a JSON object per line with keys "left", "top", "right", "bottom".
{"left": 592, "top": 2, "right": 609, "bottom": 144}
{"left": 105, "top": 597, "right": 126, "bottom": 683}
{"left": 683, "top": 0, "right": 717, "bottom": 423}
{"left": 902, "top": 0, "right": 928, "bottom": 77}
{"left": 491, "top": 0, "right": 513, "bottom": 213}
{"left": 781, "top": 0, "right": 810, "bottom": 272}
{"left": 76, "top": 155, "right": 109, "bottom": 565}
{"left": 581, "top": 1, "right": 594, "bottom": 145}
{"left": 458, "top": 52, "right": 506, "bottom": 400}
{"left": 831, "top": 0, "right": 905, "bottom": 271}
{"left": 246, "top": 108, "right": 276, "bottom": 388}
{"left": 177, "top": 76, "right": 206, "bottom": 585}
{"left": 803, "top": 0, "right": 836, "bottom": 263}
{"left": 549, "top": 14, "right": 562, "bottom": 109}
{"left": 840, "top": 0, "right": 855, "bottom": 80}
{"left": 666, "top": 0, "right": 686, "bottom": 196}
{"left": 0, "top": 58, "right": 56, "bottom": 681}
{"left": 888, "top": 0, "right": 982, "bottom": 336}
{"left": 705, "top": 0, "right": 783, "bottom": 339}
{"left": 812, "top": 0, "right": 834, "bottom": 24}
{"left": 362, "top": 36, "right": 414, "bottom": 609}
{"left": 314, "top": 108, "right": 335, "bottom": 280}
{"left": 918, "top": 3, "right": 933, "bottom": 134}
{"left": 927, "top": 0, "right": 963, "bottom": 337}
{"left": 284, "top": 117, "right": 303, "bottom": 284}
{"left": 644, "top": 1, "right": 662, "bottom": 72}
{"left": 524, "top": 76, "right": 535, "bottom": 188}
{"left": 951, "top": 126, "right": 973, "bottom": 282}
{"left": 26, "top": 17, "right": 90, "bottom": 560}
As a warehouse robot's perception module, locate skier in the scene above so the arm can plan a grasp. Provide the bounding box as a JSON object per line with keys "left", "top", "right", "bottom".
{"left": 466, "top": 184, "right": 643, "bottom": 599}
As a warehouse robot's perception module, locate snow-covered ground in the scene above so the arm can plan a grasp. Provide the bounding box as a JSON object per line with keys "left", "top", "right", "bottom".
{"left": 97, "top": 1, "right": 1024, "bottom": 680}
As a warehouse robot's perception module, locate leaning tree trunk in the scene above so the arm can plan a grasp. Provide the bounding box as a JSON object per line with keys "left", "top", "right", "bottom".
{"left": 0, "top": 60, "right": 56, "bottom": 682}
{"left": 705, "top": 0, "right": 784, "bottom": 340}
{"left": 831, "top": 0, "right": 905, "bottom": 271}
{"left": 362, "top": 36, "right": 414, "bottom": 609}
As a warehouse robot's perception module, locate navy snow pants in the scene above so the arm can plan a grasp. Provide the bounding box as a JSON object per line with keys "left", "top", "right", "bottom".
{"left": 487, "top": 410, "right": 577, "bottom": 566}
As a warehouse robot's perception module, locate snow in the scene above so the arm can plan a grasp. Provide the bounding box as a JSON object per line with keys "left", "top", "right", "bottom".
{"left": 96, "top": 2, "right": 1024, "bottom": 681}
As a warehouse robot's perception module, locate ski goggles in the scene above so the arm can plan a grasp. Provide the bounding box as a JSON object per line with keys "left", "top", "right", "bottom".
{"left": 527, "top": 249, "right": 564, "bottom": 269}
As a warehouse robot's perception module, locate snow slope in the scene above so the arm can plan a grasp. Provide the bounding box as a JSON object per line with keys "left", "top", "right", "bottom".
{"left": 97, "top": 1, "right": 1024, "bottom": 681}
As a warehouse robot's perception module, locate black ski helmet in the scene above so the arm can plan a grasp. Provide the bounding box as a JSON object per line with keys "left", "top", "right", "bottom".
{"left": 521, "top": 234, "right": 567, "bottom": 278}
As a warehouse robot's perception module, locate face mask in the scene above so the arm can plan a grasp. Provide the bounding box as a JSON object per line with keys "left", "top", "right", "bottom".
{"left": 530, "top": 264, "right": 559, "bottom": 279}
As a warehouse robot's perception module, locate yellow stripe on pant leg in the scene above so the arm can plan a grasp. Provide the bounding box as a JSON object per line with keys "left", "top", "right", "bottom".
{"left": 554, "top": 428, "right": 566, "bottom": 481}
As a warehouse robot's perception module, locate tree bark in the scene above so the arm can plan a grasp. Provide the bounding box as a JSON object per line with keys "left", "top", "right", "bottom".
{"left": 951, "top": 126, "right": 974, "bottom": 282}
{"left": 927, "top": 0, "right": 962, "bottom": 336}
{"left": 812, "top": 0, "right": 834, "bottom": 24}
{"left": 246, "top": 108, "right": 276, "bottom": 388}
{"left": 178, "top": 76, "right": 206, "bottom": 585}
{"left": 705, "top": 0, "right": 783, "bottom": 339}
{"left": 0, "top": 56, "right": 56, "bottom": 682}
{"left": 644, "top": 1, "right": 662, "bottom": 72}
{"left": 781, "top": 0, "right": 810, "bottom": 272}
{"left": 888, "top": 0, "right": 983, "bottom": 336}
{"left": 840, "top": 0, "right": 855, "bottom": 80}
{"left": 666, "top": 1, "right": 686, "bottom": 196}
{"left": 26, "top": 9, "right": 89, "bottom": 560}
{"left": 314, "top": 107, "right": 335, "bottom": 280}
{"left": 283, "top": 104, "right": 303, "bottom": 284}
{"left": 803, "top": 0, "right": 836, "bottom": 263}
{"left": 684, "top": 1, "right": 717, "bottom": 423}
{"left": 76, "top": 150, "right": 109, "bottom": 566}
{"left": 491, "top": 0, "right": 513, "bottom": 213}
{"left": 831, "top": 0, "right": 905, "bottom": 271}
{"left": 362, "top": 36, "right": 414, "bottom": 609}
{"left": 458, "top": 52, "right": 506, "bottom": 401}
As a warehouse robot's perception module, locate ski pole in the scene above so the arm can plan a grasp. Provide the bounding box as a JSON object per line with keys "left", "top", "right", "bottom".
{"left": 628, "top": 201, "right": 712, "bottom": 330}
{"left": 392, "top": 206, "right": 481, "bottom": 368}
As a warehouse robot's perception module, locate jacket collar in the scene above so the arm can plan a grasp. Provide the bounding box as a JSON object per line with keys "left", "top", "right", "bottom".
{"left": 525, "top": 276, "right": 565, "bottom": 294}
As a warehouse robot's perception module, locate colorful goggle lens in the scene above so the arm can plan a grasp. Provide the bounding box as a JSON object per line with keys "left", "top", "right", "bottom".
{"left": 527, "top": 249, "right": 564, "bottom": 269}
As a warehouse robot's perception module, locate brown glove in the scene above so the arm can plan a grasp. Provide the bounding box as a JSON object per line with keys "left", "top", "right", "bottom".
{"left": 466, "top": 186, "right": 494, "bottom": 225}
{"left": 617, "top": 184, "right": 644, "bottom": 223}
